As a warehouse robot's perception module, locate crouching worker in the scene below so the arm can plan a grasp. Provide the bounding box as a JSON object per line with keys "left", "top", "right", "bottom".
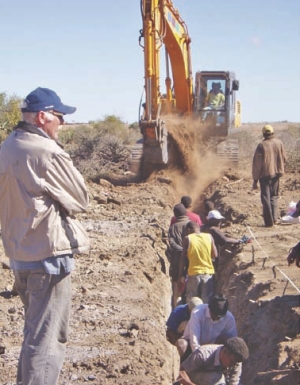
{"left": 286, "top": 242, "right": 300, "bottom": 268}
{"left": 176, "top": 294, "right": 237, "bottom": 363}
{"left": 166, "top": 297, "right": 203, "bottom": 346}
{"left": 174, "top": 337, "right": 249, "bottom": 385}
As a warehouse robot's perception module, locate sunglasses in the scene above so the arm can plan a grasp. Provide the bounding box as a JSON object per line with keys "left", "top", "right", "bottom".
{"left": 47, "top": 111, "right": 65, "bottom": 123}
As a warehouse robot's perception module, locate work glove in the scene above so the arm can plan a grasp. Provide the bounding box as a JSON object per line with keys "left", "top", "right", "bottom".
{"left": 239, "top": 235, "right": 251, "bottom": 244}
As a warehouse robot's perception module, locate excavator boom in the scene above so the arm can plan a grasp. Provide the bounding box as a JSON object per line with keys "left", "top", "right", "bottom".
{"left": 140, "top": 0, "right": 193, "bottom": 120}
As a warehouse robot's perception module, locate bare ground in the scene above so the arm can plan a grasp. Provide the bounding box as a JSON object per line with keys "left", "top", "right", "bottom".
{"left": 0, "top": 122, "right": 300, "bottom": 385}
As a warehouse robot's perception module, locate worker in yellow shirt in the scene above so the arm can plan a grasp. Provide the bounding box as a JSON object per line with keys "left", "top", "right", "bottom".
{"left": 202, "top": 82, "right": 225, "bottom": 121}
{"left": 178, "top": 221, "right": 217, "bottom": 304}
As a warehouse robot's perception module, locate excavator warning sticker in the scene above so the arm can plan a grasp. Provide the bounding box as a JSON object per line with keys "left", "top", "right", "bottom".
{"left": 166, "top": 10, "right": 181, "bottom": 34}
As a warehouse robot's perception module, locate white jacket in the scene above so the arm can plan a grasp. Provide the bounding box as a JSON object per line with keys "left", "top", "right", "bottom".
{"left": 0, "top": 121, "right": 90, "bottom": 262}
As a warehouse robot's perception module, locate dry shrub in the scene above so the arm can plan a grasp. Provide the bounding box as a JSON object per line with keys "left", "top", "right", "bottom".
{"left": 229, "top": 123, "right": 300, "bottom": 171}
{"left": 59, "top": 116, "right": 140, "bottom": 182}
{"left": 278, "top": 125, "right": 300, "bottom": 172}
{"left": 69, "top": 134, "right": 131, "bottom": 182}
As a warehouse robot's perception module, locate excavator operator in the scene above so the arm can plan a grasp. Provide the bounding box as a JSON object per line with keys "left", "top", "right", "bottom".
{"left": 206, "top": 82, "right": 225, "bottom": 107}
{"left": 202, "top": 82, "right": 225, "bottom": 121}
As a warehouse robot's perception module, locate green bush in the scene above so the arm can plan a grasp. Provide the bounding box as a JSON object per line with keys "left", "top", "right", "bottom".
{"left": 0, "top": 92, "right": 22, "bottom": 141}
{"left": 58, "top": 128, "right": 75, "bottom": 144}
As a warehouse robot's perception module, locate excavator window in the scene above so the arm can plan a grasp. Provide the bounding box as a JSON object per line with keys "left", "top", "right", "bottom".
{"left": 199, "top": 79, "right": 226, "bottom": 110}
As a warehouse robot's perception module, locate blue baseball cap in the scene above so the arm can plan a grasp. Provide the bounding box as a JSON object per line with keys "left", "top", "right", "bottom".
{"left": 21, "top": 87, "right": 76, "bottom": 115}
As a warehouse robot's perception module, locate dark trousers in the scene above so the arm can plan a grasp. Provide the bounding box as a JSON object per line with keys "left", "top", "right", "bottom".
{"left": 259, "top": 176, "right": 279, "bottom": 226}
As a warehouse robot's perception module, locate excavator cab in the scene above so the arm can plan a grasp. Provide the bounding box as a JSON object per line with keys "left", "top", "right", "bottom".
{"left": 195, "top": 71, "right": 241, "bottom": 140}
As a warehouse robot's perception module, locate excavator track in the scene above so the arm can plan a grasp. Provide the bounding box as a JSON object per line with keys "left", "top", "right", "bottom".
{"left": 128, "top": 140, "right": 143, "bottom": 175}
{"left": 216, "top": 139, "right": 239, "bottom": 162}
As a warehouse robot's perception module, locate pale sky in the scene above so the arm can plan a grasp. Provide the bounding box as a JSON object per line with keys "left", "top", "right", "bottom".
{"left": 0, "top": 0, "right": 299, "bottom": 124}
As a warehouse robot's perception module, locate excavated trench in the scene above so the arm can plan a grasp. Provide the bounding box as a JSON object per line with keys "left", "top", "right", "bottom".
{"left": 161, "top": 189, "right": 300, "bottom": 385}
{"left": 164, "top": 257, "right": 299, "bottom": 384}
{"left": 74, "top": 123, "right": 300, "bottom": 384}
{"left": 100, "top": 166, "right": 300, "bottom": 385}
{"left": 213, "top": 255, "right": 299, "bottom": 385}
{"left": 164, "top": 238, "right": 300, "bottom": 385}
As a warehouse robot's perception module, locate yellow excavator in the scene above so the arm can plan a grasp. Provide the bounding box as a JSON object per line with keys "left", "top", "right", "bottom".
{"left": 129, "top": 0, "right": 241, "bottom": 179}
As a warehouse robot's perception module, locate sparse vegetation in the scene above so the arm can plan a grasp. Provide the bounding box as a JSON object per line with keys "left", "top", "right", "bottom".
{"left": 230, "top": 123, "right": 300, "bottom": 172}
{"left": 0, "top": 92, "right": 22, "bottom": 142}
{"left": 59, "top": 115, "right": 141, "bottom": 182}
{"left": 60, "top": 121, "right": 300, "bottom": 184}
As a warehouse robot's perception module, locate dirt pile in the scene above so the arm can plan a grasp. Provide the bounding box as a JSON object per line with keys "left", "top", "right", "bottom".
{"left": 0, "top": 122, "right": 299, "bottom": 385}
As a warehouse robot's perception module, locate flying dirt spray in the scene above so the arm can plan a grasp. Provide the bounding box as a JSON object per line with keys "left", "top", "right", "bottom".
{"left": 149, "top": 115, "right": 229, "bottom": 206}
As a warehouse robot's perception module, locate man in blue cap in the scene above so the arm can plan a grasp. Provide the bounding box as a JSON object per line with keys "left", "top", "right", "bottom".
{"left": 0, "top": 88, "right": 90, "bottom": 385}
{"left": 20, "top": 87, "right": 76, "bottom": 140}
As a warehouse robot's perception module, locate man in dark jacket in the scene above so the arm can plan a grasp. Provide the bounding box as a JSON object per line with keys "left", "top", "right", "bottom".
{"left": 252, "top": 124, "right": 287, "bottom": 227}
{"left": 201, "top": 210, "right": 250, "bottom": 264}
{"left": 168, "top": 203, "right": 189, "bottom": 307}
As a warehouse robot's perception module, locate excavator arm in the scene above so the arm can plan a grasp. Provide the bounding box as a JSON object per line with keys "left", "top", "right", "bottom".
{"left": 137, "top": 0, "right": 193, "bottom": 176}
{"left": 140, "top": 0, "right": 193, "bottom": 119}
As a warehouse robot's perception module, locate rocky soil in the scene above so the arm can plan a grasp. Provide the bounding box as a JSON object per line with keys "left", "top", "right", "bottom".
{"left": 0, "top": 122, "right": 299, "bottom": 385}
